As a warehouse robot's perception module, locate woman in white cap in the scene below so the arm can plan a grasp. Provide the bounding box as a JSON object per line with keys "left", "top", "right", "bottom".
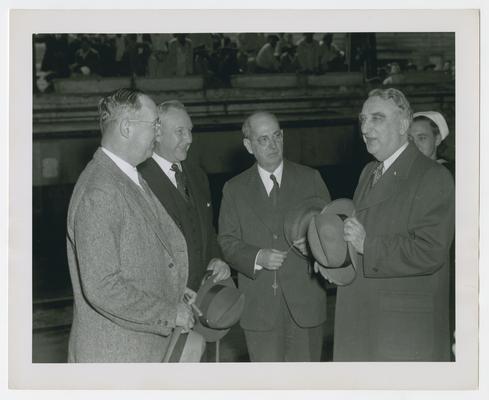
{"left": 408, "top": 111, "right": 451, "bottom": 166}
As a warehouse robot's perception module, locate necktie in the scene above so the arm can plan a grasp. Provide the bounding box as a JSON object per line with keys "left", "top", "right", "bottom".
{"left": 269, "top": 174, "right": 279, "bottom": 207}
{"left": 371, "top": 161, "right": 384, "bottom": 188}
{"left": 171, "top": 163, "right": 189, "bottom": 201}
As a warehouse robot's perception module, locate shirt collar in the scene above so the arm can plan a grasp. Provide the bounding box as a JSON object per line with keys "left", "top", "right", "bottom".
{"left": 152, "top": 152, "right": 180, "bottom": 173}
{"left": 383, "top": 142, "right": 409, "bottom": 173}
{"left": 257, "top": 162, "right": 283, "bottom": 195}
{"left": 102, "top": 147, "right": 141, "bottom": 187}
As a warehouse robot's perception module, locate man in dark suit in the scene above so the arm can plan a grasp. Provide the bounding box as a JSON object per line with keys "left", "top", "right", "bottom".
{"left": 138, "top": 100, "right": 230, "bottom": 292}
{"left": 218, "top": 111, "right": 331, "bottom": 362}
{"left": 67, "top": 89, "right": 194, "bottom": 362}
{"left": 336, "top": 88, "right": 455, "bottom": 361}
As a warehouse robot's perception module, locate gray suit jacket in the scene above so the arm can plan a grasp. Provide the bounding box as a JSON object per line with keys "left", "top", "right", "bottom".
{"left": 66, "top": 148, "right": 188, "bottom": 362}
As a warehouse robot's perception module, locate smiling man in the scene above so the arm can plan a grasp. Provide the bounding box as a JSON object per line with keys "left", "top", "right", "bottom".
{"left": 138, "top": 100, "right": 230, "bottom": 292}
{"left": 335, "top": 88, "right": 455, "bottom": 361}
{"left": 218, "top": 111, "right": 331, "bottom": 362}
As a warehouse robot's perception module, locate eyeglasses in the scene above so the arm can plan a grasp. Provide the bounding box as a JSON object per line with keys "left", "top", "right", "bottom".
{"left": 127, "top": 118, "right": 161, "bottom": 131}
{"left": 250, "top": 129, "right": 284, "bottom": 147}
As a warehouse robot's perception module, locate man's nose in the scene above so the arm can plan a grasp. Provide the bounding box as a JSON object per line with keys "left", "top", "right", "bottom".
{"left": 361, "top": 119, "right": 372, "bottom": 135}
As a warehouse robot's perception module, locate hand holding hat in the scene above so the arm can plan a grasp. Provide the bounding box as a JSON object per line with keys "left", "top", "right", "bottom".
{"left": 343, "top": 215, "right": 366, "bottom": 254}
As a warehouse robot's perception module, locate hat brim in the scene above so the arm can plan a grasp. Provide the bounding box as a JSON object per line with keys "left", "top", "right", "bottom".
{"left": 315, "top": 260, "right": 356, "bottom": 286}
{"left": 193, "top": 275, "right": 238, "bottom": 342}
{"left": 283, "top": 197, "right": 328, "bottom": 257}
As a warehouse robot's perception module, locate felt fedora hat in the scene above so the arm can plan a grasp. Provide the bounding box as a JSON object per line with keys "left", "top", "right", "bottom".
{"left": 307, "top": 198, "right": 360, "bottom": 286}
{"left": 283, "top": 197, "right": 329, "bottom": 256}
{"left": 193, "top": 272, "right": 245, "bottom": 342}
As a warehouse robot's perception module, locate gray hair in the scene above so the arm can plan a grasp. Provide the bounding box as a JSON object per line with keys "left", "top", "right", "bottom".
{"left": 98, "top": 88, "right": 144, "bottom": 134}
{"left": 158, "top": 100, "right": 187, "bottom": 122}
{"left": 368, "top": 88, "right": 413, "bottom": 122}
{"left": 242, "top": 111, "right": 279, "bottom": 138}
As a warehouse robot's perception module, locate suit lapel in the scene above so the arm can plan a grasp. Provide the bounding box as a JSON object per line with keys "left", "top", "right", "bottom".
{"left": 356, "top": 143, "right": 417, "bottom": 212}
{"left": 242, "top": 164, "right": 278, "bottom": 234}
{"left": 95, "top": 149, "right": 175, "bottom": 259}
{"left": 138, "top": 158, "right": 182, "bottom": 228}
{"left": 182, "top": 162, "right": 208, "bottom": 246}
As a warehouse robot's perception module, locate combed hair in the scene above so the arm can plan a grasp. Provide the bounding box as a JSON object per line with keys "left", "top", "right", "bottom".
{"left": 98, "top": 88, "right": 145, "bottom": 134}
{"left": 368, "top": 88, "right": 413, "bottom": 122}
{"left": 158, "top": 100, "right": 186, "bottom": 120}
{"left": 242, "top": 111, "right": 278, "bottom": 138}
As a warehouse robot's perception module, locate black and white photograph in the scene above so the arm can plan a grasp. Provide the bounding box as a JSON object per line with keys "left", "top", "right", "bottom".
{"left": 6, "top": 5, "right": 482, "bottom": 394}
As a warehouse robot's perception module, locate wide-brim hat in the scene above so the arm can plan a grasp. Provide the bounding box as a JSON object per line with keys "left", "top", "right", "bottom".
{"left": 307, "top": 198, "right": 360, "bottom": 286}
{"left": 413, "top": 111, "right": 449, "bottom": 141}
{"left": 283, "top": 197, "right": 329, "bottom": 257}
{"left": 193, "top": 273, "right": 245, "bottom": 342}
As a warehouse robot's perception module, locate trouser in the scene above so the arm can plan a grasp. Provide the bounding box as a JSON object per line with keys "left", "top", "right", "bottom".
{"left": 244, "top": 291, "right": 324, "bottom": 362}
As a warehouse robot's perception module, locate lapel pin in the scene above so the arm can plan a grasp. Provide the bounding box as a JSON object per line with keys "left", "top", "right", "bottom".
{"left": 206, "top": 202, "right": 211, "bottom": 207}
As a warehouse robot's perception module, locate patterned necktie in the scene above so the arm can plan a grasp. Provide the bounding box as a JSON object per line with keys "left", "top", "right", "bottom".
{"left": 269, "top": 174, "right": 279, "bottom": 207}
{"left": 371, "top": 161, "right": 384, "bottom": 188}
{"left": 138, "top": 174, "right": 159, "bottom": 217}
{"left": 171, "top": 163, "right": 189, "bottom": 201}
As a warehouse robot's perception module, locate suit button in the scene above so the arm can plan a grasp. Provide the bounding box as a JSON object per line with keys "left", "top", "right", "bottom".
{"left": 273, "top": 234, "right": 278, "bottom": 240}
{"left": 168, "top": 263, "right": 174, "bottom": 269}
{"left": 373, "top": 267, "right": 379, "bottom": 272}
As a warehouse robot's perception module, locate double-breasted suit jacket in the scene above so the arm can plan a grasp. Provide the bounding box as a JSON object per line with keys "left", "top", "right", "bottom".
{"left": 334, "top": 143, "right": 455, "bottom": 361}
{"left": 218, "top": 160, "right": 331, "bottom": 331}
{"left": 66, "top": 148, "right": 188, "bottom": 362}
{"left": 138, "top": 158, "right": 222, "bottom": 290}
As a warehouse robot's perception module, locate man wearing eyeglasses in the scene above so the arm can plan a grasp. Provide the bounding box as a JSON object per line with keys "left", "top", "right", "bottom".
{"left": 66, "top": 88, "right": 194, "bottom": 362}
{"left": 138, "top": 100, "right": 230, "bottom": 297}
{"left": 218, "top": 111, "right": 331, "bottom": 362}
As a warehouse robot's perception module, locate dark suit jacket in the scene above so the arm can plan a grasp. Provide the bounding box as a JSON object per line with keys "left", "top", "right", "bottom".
{"left": 138, "top": 157, "right": 221, "bottom": 289}
{"left": 218, "top": 160, "right": 331, "bottom": 331}
{"left": 66, "top": 148, "right": 188, "bottom": 362}
{"left": 334, "top": 143, "right": 455, "bottom": 361}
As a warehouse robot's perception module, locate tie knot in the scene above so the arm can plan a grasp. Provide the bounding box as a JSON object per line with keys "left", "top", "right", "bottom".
{"left": 270, "top": 174, "right": 278, "bottom": 186}
{"left": 171, "top": 163, "right": 181, "bottom": 173}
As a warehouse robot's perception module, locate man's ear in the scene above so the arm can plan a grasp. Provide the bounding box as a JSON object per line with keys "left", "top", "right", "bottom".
{"left": 399, "top": 118, "right": 410, "bottom": 136}
{"left": 119, "top": 119, "right": 130, "bottom": 139}
{"left": 243, "top": 138, "right": 253, "bottom": 155}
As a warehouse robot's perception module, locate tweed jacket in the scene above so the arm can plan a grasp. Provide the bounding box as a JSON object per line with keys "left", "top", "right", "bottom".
{"left": 218, "top": 160, "right": 331, "bottom": 331}
{"left": 66, "top": 148, "right": 188, "bottom": 362}
{"left": 334, "top": 143, "right": 455, "bottom": 361}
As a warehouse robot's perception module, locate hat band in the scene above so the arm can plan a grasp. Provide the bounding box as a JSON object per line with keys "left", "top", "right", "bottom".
{"left": 198, "top": 284, "right": 228, "bottom": 329}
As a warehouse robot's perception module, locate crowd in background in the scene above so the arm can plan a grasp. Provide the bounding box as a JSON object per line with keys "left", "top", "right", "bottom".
{"left": 35, "top": 33, "right": 348, "bottom": 86}
{"left": 34, "top": 33, "right": 454, "bottom": 91}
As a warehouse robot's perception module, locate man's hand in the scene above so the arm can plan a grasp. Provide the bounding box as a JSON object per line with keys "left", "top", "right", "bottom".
{"left": 183, "top": 287, "right": 197, "bottom": 306}
{"left": 344, "top": 216, "right": 366, "bottom": 254}
{"left": 292, "top": 237, "right": 309, "bottom": 256}
{"left": 175, "top": 302, "right": 194, "bottom": 333}
{"left": 256, "top": 249, "right": 287, "bottom": 271}
{"left": 207, "top": 258, "right": 231, "bottom": 283}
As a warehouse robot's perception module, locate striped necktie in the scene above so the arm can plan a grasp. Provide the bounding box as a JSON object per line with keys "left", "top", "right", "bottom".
{"left": 171, "top": 163, "right": 189, "bottom": 201}
{"left": 371, "top": 162, "right": 384, "bottom": 188}
{"left": 269, "top": 174, "right": 279, "bottom": 206}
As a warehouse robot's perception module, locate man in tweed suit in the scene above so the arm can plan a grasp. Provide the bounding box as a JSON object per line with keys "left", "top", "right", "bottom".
{"left": 66, "top": 88, "right": 195, "bottom": 362}
{"left": 218, "top": 111, "right": 331, "bottom": 362}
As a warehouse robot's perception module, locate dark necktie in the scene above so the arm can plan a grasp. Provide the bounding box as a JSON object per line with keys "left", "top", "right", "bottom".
{"left": 269, "top": 174, "right": 279, "bottom": 206}
{"left": 370, "top": 161, "right": 384, "bottom": 188}
{"left": 171, "top": 163, "right": 189, "bottom": 201}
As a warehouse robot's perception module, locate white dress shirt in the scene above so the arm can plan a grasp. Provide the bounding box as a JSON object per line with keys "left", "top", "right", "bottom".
{"left": 102, "top": 147, "right": 141, "bottom": 188}
{"left": 152, "top": 152, "right": 180, "bottom": 188}
{"left": 257, "top": 162, "right": 283, "bottom": 195}
{"left": 382, "top": 141, "right": 409, "bottom": 174}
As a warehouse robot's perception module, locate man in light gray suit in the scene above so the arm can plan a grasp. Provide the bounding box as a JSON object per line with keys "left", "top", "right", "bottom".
{"left": 66, "top": 88, "right": 195, "bottom": 362}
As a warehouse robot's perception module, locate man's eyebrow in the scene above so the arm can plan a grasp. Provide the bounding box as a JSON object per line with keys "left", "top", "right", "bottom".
{"left": 371, "top": 112, "right": 386, "bottom": 118}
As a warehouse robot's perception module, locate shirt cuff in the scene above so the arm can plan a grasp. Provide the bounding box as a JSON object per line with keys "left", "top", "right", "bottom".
{"left": 254, "top": 250, "right": 263, "bottom": 272}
